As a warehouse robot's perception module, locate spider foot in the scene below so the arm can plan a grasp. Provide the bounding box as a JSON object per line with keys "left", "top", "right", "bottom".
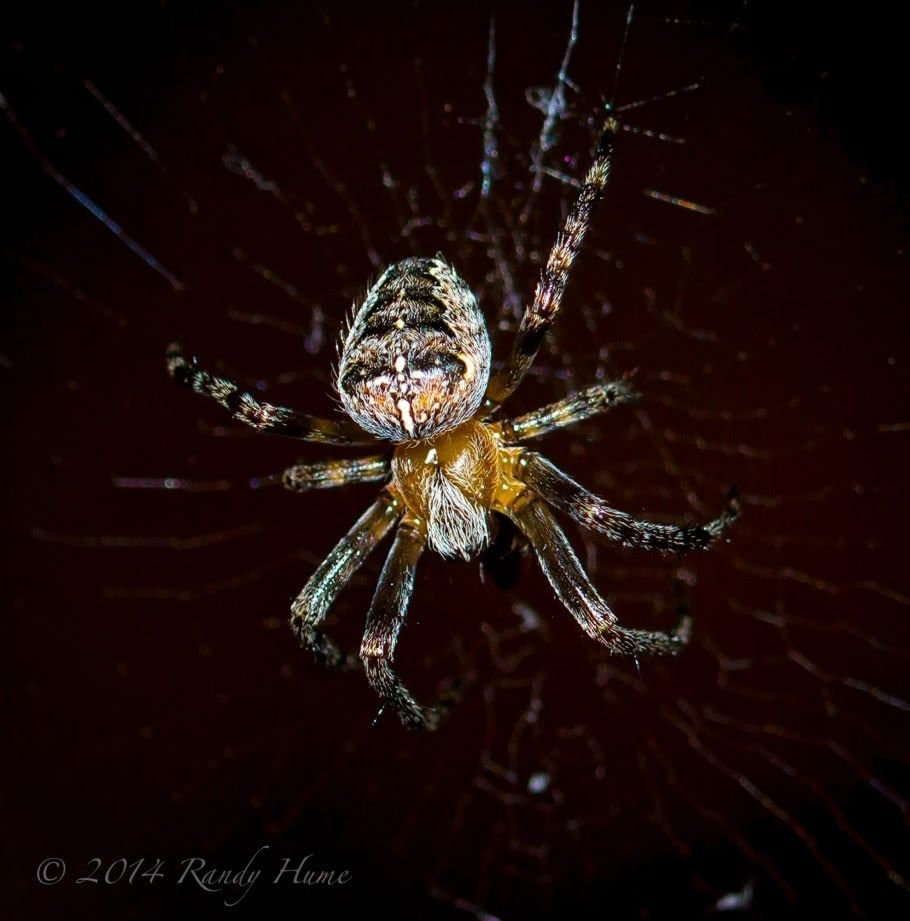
{"left": 375, "top": 705, "right": 440, "bottom": 733}
{"left": 703, "top": 486, "right": 741, "bottom": 540}
{"left": 165, "top": 342, "right": 194, "bottom": 382}
{"left": 599, "top": 611, "right": 692, "bottom": 658}
{"left": 672, "top": 486, "right": 741, "bottom": 550}
{"left": 293, "top": 620, "right": 358, "bottom": 672}
{"left": 599, "top": 555, "right": 699, "bottom": 658}
{"left": 365, "top": 660, "right": 466, "bottom": 732}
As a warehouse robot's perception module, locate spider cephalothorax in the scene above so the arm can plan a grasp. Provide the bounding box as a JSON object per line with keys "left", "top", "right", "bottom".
{"left": 167, "top": 114, "right": 739, "bottom": 731}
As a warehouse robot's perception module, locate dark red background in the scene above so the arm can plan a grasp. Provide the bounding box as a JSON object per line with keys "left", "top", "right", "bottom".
{"left": 3, "top": 2, "right": 908, "bottom": 918}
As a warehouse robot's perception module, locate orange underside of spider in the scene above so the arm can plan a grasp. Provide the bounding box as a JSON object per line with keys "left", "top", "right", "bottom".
{"left": 389, "top": 419, "right": 531, "bottom": 531}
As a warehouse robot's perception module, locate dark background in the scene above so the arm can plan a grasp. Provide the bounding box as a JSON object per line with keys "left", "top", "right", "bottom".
{"left": 2, "top": 1, "right": 908, "bottom": 918}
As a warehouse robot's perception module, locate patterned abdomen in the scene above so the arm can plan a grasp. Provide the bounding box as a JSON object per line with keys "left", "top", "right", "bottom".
{"left": 337, "top": 256, "right": 491, "bottom": 442}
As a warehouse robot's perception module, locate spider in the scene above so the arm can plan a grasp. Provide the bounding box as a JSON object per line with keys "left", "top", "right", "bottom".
{"left": 167, "top": 113, "right": 738, "bottom": 731}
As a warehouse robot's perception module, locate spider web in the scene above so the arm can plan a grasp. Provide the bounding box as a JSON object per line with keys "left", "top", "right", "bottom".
{"left": 3, "top": 2, "right": 908, "bottom": 918}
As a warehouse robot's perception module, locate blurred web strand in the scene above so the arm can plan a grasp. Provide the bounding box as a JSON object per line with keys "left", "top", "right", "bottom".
{"left": 644, "top": 188, "right": 717, "bottom": 215}
{"left": 480, "top": 14, "right": 500, "bottom": 200}
{"left": 4, "top": 252, "right": 126, "bottom": 325}
{"left": 609, "top": 0, "right": 636, "bottom": 106}
{"left": 103, "top": 547, "right": 323, "bottom": 602}
{"left": 298, "top": 6, "right": 423, "bottom": 258}
{"left": 231, "top": 247, "right": 326, "bottom": 353}
{"left": 111, "top": 474, "right": 281, "bottom": 491}
{"left": 644, "top": 733, "right": 799, "bottom": 901}
{"left": 0, "top": 91, "right": 185, "bottom": 291}
{"left": 616, "top": 78, "right": 702, "bottom": 113}
{"left": 83, "top": 78, "right": 200, "bottom": 215}
{"left": 221, "top": 140, "right": 348, "bottom": 242}
{"left": 473, "top": 0, "right": 586, "bottom": 321}
{"left": 281, "top": 89, "right": 383, "bottom": 270}
{"left": 670, "top": 701, "right": 865, "bottom": 917}
{"left": 615, "top": 76, "right": 701, "bottom": 145}
{"left": 223, "top": 145, "right": 280, "bottom": 194}
{"left": 734, "top": 598, "right": 910, "bottom": 660}
{"left": 828, "top": 742, "right": 909, "bottom": 815}
{"left": 31, "top": 521, "right": 263, "bottom": 550}
{"left": 474, "top": 13, "right": 522, "bottom": 319}
{"left": 620, "top": 121, "right": 687, "bottom": 144}
{"left": 701, "top": 714, "right": 909, "bottom": 889}
{"left": 521, "top": 0, "right": 580, "bottom": 222}
{"left": 227, "top": 307, "right": 311, "bottom": 339}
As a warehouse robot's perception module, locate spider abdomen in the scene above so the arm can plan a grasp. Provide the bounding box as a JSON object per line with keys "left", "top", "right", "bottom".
{"left": 337, "top": 256, "right": 492, "bottom": 442}
{"left": 391, "top": 420, "right": 500, "bottom": 559}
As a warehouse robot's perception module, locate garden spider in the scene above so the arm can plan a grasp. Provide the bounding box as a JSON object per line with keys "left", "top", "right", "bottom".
{"left": 167, "top": 113, "right": 738, "bottom": 731}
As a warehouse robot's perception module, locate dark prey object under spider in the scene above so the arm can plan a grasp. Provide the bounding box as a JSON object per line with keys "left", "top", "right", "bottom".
{"left": 167, "top": 113, "right": 739, "bottom": 731}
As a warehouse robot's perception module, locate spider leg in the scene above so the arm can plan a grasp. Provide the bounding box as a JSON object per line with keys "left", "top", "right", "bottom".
{"left": 521, "top": 452, "right": 739, "bottom": 552}
{"left": 290, "top": 491, "right": 399, "bottom": 669}
{"left": 360, "top": 523, "right": 453, "bottom": 731}
{"left": 282, "top": 455, "right": 389, "bottom": 492}
{"left": 167, "top": 344, "right": 378, "bottom": 446}
{"left": 499, "top": 379, "right": 637, "bottom": 442}
{"left": 507, "top": 499, "right": 688, "bottom": 657}
{"left": 485, "top": 115, "right": 618, "bottom": 407}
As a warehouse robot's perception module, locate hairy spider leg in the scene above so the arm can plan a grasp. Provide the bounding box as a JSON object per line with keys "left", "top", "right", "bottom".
{"left": 498, "top": 379, "right": 638, "bottom": 443}
{"left": 291, "top": 493, "right": 400, "bottom": 669}
{"left": 167, "top": 344, "right": 378, "bottom": 446}
{"left": 360, "top": 523, "right": 454, "bottom": 731}
{"left": 485, "top": 116, "right": 618, "bottom": 407}
{"left": 508, "top": 499, "right": 689, "bottom": 656}
{"left": 282, "top": 455, "right": 390, "bottom": 492}
{"left": 522, "top": 452, "right": 740, "bottom": 551}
